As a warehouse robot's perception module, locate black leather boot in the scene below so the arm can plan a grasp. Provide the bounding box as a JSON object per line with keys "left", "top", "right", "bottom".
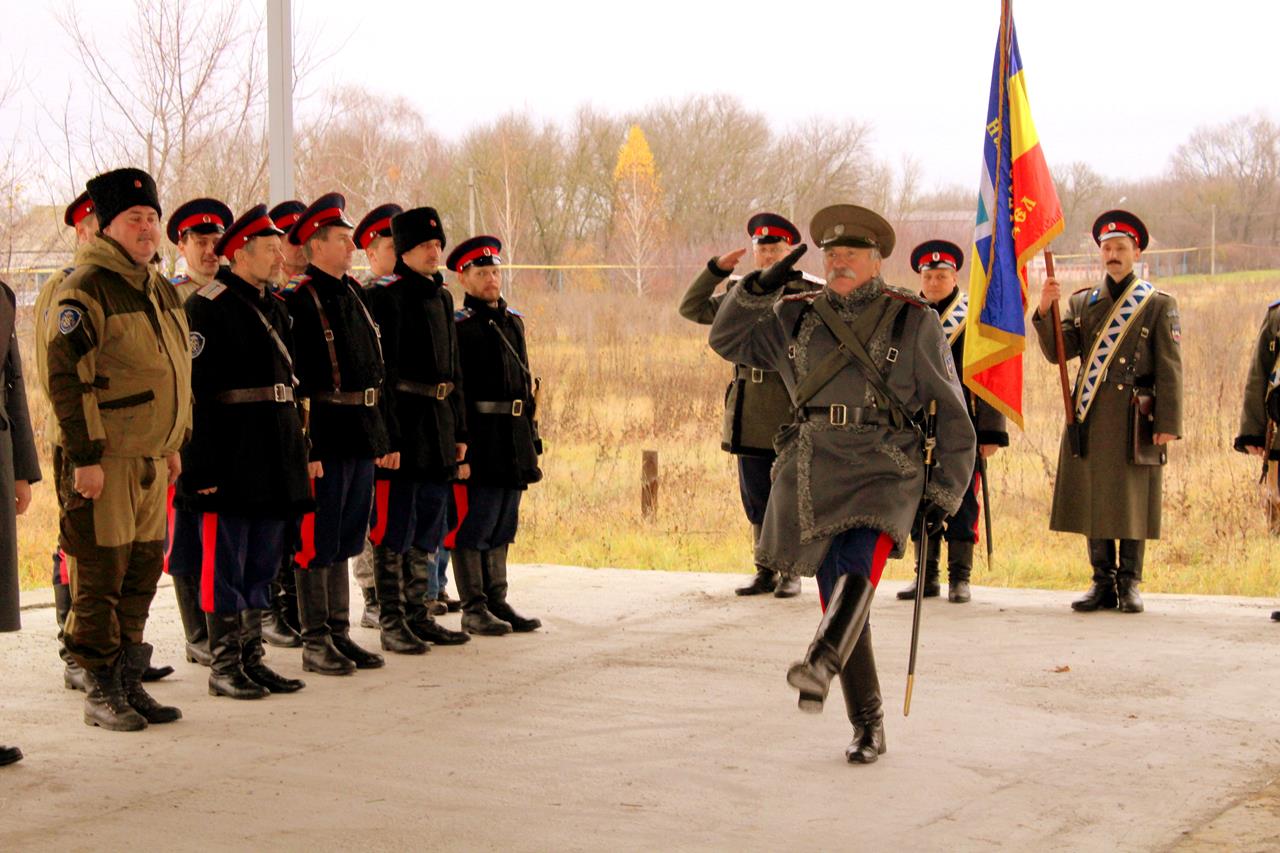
{"left": 261, "top": 577, "right": 302, "bottom": 648}
{"left": 241, "top": 610, "right": 305, "bottom": 693}
{"left": 897, "top": 536, "right": 941, "bottom": 600}
{"left": 326, "top": 561, "right": 385, "bottom": 669}
{"left": 454, "top": 548, "right": 512, "bottom": 636}
{"left": 121, "top": 643, "right": 182, "bottom": 723}
{"left": 786, "top": 574, "right": 874, "bottom": 713}
{"left": 207, "top": 612, "right": 268, "bottom": 699}
{"left": 295, "top": 565, "right": 355, "bottom": 676}
{"left": 484, "top": 545, "right": 541, "bottom": 632}
{"left": 840, "top": 625, "right": 886, "bottom": 764}
{"left": 173, "top": 574, "right": 213, "bottom": 666}
{"left": 83, "top": 660, "right": 147, "bottom": 731}
{"left": 1117, "top": 539, "right": 1145, "bottom": 614}
{"left": 1072, "top": 539, "right": 1118, "bottom": 612}
{"left": 360, "top": 585, "right": 380, "bottom": 630}
{"left": 278, "top": 559, "right": 302, "bottom": 634}
{"left": 375, "top": 546, "right": 429, "bottom": 654}
{"left": 1272, "top": 610, "right": 1280, "bottom": 622}
{"left": 736, "top": 567, "right": 777, "bottom": 596}
{"left": 947, "top": 541, "right": 974, "bottom": 604}
{"left": 55, "top": 582, "right": 88, "bottom": 692}
{"left": 774, "top": 575, "right": 801, "bottom": 598}
{"left": 403, "top": 547, "right": 469, "bottom": 646}
{"left": 0, "top": 745, "right": 21, "bottom": 766}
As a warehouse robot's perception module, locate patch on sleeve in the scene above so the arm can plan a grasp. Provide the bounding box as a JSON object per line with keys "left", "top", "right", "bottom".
{"left": 940, "top": 336, "right": 957, "bottom": 380}
{"left": 58, "top": 306, "right": 83, "bottom": 335}
{"left": 190, "top": 332, "right": 206, "bottom": 357}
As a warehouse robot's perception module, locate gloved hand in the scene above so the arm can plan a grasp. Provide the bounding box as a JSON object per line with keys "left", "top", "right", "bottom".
{"left": 754, "top": 244, "right": 807, "bottom": 293}
{"left": 915, "top": 499, "right": 949, "bottom": 537}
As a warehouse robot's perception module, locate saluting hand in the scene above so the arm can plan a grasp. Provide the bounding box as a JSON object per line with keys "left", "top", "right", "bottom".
{"left": 1038, "top": 277, "right": 1061, "bottom": 316}
{"left": 756, "top": 244, "right": 808, "bottom": 293}
{"left": 715, "top": 248, "right": 747, "bottom": 273}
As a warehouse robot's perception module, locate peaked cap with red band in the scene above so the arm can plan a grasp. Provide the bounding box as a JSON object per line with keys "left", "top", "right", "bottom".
{"left": 287, "top": 192, "right": 355, "bottom": 246}
{"left": 215, "top": 204, "right": 286, "bottom": 259}
{"left": 354, "top": 203, "right": 404, "bottom": 250}
{"left": 446, "top": 235, "right": 502, "bottom": 273}
{"left": 746, "top": 211, "right": 800, "bottom": 245}
{"left": 268, "top": 199, "right": 307, "bottom": 232}
{"left": 166, "top": 197, "right": 233, "bottom": 245}
{"left": 64, "top": 190, "right": 95, "bottom": 228}
{"left": 910, "top": 239, "right": 964, "bottom": 274}
{"left": 1092, "top": 209, "right": 1149, "bottom": 251}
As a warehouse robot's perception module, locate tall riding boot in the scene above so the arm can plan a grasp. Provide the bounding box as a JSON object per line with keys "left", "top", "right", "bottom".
{"left": 484, "top": 545, "right": 541, "bottom": 632}
{"left": 55, "top": 582, "right": 88, "bottom": 692}
{"left": 278, "top": 559, "right": 302, "bottom": 634}
{"left": 736, "top": 524, "right": 778, "bottom": 595}
{"left": 326, "top": 561, "right": 385, "bottom": 669}
{"left": 403, "top": 547, "right": 469, "bottom": 645}
{"left": 1117, "top": 539, "right": 1146, "bottom": 614}
{"left": 1072, "top": 539, "right": 1118, "bottom": 612}
{"left": 121, "top": 644, "right": 182, "bottom": 723}
{"left": 172, "top": 574, "right": 213, "bottom": 666}
{"left": 295, "top": 565, "right": 356, "bottom": 676}
{"left": 207, "top": 612, "right": 268, "bottom": 699}
{"left": 786, "top": 574, "right": 874, "bottom": 713}
{"left": 840, "top": 625, "right": 886, "bottom": 764}
{"left": 360, "top": 586, "right": 380, "bottom": 629}
{"left": 374, "top": 546, "right": 428, "bottom": 654}
{"left": 454, "top": 548, "right": 512, "bottom": 636}
{"left": 261, "top": 578, "right": 302, "bottom": 648}
{"left": 897, "top": 536, "right": 941, "bottom": 600}
{"left": 0, "top": 745, "right": 21, "bottom": 766}
{"left": 947, "top": 541, "right": 974, "bottom": 604}
{"left": 241, "top": 610, "right": 305, "bottom": 693}
{"left": 83, "top": 659, "right": 147, "bottom": 731}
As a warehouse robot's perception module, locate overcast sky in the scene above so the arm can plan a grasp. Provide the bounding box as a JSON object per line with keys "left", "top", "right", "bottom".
{"left": 4, "top": 0, "right": 1278, "bottom": 196}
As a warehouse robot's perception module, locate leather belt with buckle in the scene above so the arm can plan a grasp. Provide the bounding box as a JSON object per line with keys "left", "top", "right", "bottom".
{"left": 215, "top": 383, "right": 295, "bottom": 404}
{"left": 736, "top": 365, "right": 769, "bottom": 384}
{"left": 474, "top": 400, "right": 525, "bottom": 416}
{"left": 797, "top": 404, "right": 886, "bottom": 427}
{"left": 312, "top": 387, "right": 379, "bottom": 407}
{"left": 395, "top": 379, "right": 454, "bottom": 400}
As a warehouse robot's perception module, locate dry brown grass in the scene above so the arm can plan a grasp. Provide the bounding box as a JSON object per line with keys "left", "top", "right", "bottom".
{"left": 12, "top": 272, "right": 1280, "bottom": 599}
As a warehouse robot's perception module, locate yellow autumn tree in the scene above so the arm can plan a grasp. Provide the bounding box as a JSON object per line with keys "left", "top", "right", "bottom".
{"left": 611, "top": 125, "right": 664, "bottom": 295}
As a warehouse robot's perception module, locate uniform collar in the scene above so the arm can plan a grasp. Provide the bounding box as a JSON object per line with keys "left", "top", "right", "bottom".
{"left": 1104, "top": 271, "right": 1136, "bottom": 301}
{"left": 216, "top": 266, "right": 270, "bottom": 301}
{"left": 825, "top": 277, "right": 885, "bottom": 310}
{"left": 924, "top": 285, "right": 960, "bottom": 312}
{"left": 393, "top": 259, "right": 443, "bottom": 292}
{"left": 463, "top": 291, "right": 506, "bottom": 317}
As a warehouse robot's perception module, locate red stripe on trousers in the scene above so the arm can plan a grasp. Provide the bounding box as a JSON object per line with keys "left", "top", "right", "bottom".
{"left": 295, "top": 478, "right": 317, "bottom": 569}
{"left": 58, "top": 549, "right": 69, "bottom": 585}
{"left": 368, "top": 479, "right": 391, "bottom": 546}
{"left": 444, "top": 484, "right": 469, "bottom": 549}
{"left": 199, "top": 512, "right": 218, "bottom": 613}
{"left": 162, "top": 484, "right": 177, "bottom": 573}
{"left": 972, "top": 472, "right": 983, "bottom": 543}
{"left": 869, "top": 532, "right": 893, "bottom": 588}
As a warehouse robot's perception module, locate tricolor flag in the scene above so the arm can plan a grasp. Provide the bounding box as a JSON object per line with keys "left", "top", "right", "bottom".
{"left": 964, "top": 0, "right": 1064, "bottom": 428}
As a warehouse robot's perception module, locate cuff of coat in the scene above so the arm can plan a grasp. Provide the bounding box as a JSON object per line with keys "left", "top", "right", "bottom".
{"left": 705, "top": 257, "right": 730, "bottom": 279}
{"left": 977, "top": 430, "right": 1009, "bottom": 447}
{"left": 924, "top": 481, "right": 964, "bottom": 516}
{"left": 67, "top": 441, "right": 105, "bottom": 467}
{"left": 1234, "top": 434, "right": 1265, "bottom": 452}
{"left": 737, "top": 272, "right": 780, "bottom": 306}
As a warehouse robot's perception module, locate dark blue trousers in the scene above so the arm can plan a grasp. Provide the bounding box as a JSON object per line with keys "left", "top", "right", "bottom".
{"left": 449, "top": 485, "right": 521, "bottom": 550}
{"left": 815, "top": 527, "right": 894, "bottom": 611}
{"left": 296, "top": 457, "right": 375, "bottom": 568}
{"left": 368, "top": 477, "right": 450, "bottom": 555}
{"left": 736, "top": 454, "right": 774, "bottom": 526}
{"left": 170, "top": 511, "right": 286, "bottom": 613}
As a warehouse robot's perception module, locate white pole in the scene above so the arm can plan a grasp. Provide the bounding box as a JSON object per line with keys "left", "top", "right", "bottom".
{"left": 267, "top": 0, "right": 295, "bottom": 205}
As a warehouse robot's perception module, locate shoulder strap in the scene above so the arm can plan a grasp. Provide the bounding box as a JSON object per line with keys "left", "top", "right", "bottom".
{"left": 302, "top": 284, "right": 342, "bottom": 392}
{"left": 224, "top": 287, "right": 299, "bottom": 389}
{"left": 345, "top": 280, "right": 384, "bottom": 363}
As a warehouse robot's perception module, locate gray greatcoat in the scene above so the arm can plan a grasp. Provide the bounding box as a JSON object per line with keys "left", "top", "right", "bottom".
{"left": 1, "top": 280, "right": 43, "bottom": 631}
{"left": 1233, "top": 300, "right": 1280, "bottom": 455}
{"left": 709, "top": 275, "right": 976, "bottom": 576}
{"left": 1031, "top": 273, "right": 1183, "bottom": 540}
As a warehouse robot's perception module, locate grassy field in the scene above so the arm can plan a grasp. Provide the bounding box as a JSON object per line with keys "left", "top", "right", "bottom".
{"left": 12, "top": 271, "right": 1280, "bottom": 598}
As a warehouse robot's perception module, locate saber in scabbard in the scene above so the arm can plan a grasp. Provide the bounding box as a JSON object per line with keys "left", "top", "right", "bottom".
{"left": 905, "top": 399, "right": 939, "bottom": 717}
{"left": 1045, "top": 250, "right": 1083, "bottom": 457}
{"left": 978, "top": 451, "right": 994, "bottom": 568}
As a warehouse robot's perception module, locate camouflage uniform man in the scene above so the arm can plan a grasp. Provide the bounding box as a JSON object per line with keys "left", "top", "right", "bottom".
{"left": 162, "top": 197, "right": 232, "bottom": 668}
{"left": 710, "top": 205, "right": 975, "bottom": 764}
{"left": 46, "top": 168, "right": 193, "bottom": 731}
{"left": 1032, "top": 210, "right": 1183, "bottom": 615}
{"left": 896, "top": 241, "right": 1007, "bottom": 604}
{"left": 350, "top": 203, "right": 403, "bottom": 630}
{"left": 1232, "top": 299, "right": 1280, "bottom": 621}
{"left": 2, "top": 277, "right": 40, "bottom": 766}
{"left": 680, "top": 212, "right": 822, "bottom": 598}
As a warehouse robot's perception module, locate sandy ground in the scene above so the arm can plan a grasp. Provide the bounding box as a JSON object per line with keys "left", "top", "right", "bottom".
{"left": 1, "top": 565, "right": 1278, "bottom": 852}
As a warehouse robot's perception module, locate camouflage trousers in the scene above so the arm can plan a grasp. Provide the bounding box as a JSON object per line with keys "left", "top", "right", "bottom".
{"left": 59, "top": 455, "right": 167, "bottom": 670}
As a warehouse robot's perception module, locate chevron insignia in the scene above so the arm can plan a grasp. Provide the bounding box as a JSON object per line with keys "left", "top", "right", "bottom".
{"left": 939, "top": 292, "right": 968, "bottom": 346}
{"left": 1073, "top": 279, "right": 1154, "bottom": 422}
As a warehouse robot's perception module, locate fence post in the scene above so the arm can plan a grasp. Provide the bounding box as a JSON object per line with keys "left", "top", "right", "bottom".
{"left": 641, "top": 450, "right": 659, "bottom": 520}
